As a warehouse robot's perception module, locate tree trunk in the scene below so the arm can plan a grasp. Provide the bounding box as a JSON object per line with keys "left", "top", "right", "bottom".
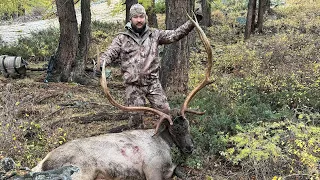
{"left": 257, "top": 0, "right": 264, "bottom": 33}
{"left": 265, "top": 0, "right": 271, "bottom": 13}
{"left": 257, "top": 0, "right": 267, "bottom": 33}
{"left": 244, "top": 0, "right": 255, "bottom": 39}
{"left": 146, "top": 0, "right": 158, "bottom": 28}
{"left": 160, "top": 0, "right": 195, "bottom": 97}
{"left": 53, "top": 0, "right": 79, "bottom": 82}
{"left": 73, "top": 0, "right": 92, "bottom": 83}
{"left": 251, "top": 0, "right": 257, "bottom": 33}
{"left": 201, "top": 0, "right": 211, "bottom": 27}
{"left": 125, "top": 0, "right": 138, "bottom": 23}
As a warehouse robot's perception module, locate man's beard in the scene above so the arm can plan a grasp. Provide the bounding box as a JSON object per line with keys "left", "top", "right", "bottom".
{"left": 132, "top": 23, "right": 146, "bottom": 34}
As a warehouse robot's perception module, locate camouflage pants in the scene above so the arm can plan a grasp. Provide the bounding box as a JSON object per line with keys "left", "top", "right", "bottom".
{"left": 125, "top": 79, "right": 170, "bottom": 128}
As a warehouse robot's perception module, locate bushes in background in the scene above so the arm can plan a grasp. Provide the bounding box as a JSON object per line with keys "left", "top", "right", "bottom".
{"left": 0, "top": 27, "right": 59, "bottom": 60}
{"left": 184, "top": 1, "right": 320, "bottom": 178}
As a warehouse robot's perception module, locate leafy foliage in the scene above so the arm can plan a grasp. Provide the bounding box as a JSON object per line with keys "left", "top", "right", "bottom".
{"left": 90, "top": 21, "right": 123, "bottom": 60}
{"left": 154, "top": 0, "right": 165, "bottom": 14}
{"left": 0, "top": 27, "right": 59, "bottom": 60}
{"left": 0, "top": 0, "right": 52, "bottom": 18}
{"left": 0, "top": 81, "right": 67, "bottom": 167}
{"left": 110, "top": 0, "right": 165, "bottom": 16}
{"left": 184, "top": 0, "right": 320, "bottom": 178}
{"left": 222, "top": 120, "right": 320, "bottom": 179}
{"left": 0, "top": 121, "right": 67, "bottom": 167}
{"left": 0, "top": 21, "right": 124, "bottom": 62}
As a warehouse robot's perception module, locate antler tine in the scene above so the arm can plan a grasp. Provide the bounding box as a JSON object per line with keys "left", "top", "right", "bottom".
{"left": 180, "top": 12, "right": 214, "bottom": 119}
{"left": 100, "top": 60, "right": 173, "bottom": 134}
{"left": 96, "top": 47, "right": 101, "bottom": 73}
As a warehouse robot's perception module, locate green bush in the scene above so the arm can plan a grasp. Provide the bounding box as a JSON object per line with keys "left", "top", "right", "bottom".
{"left": 0, "top": 21, "right": 123, "bottom": 62}
{"left": 154, "top": 0, "right": 165, "bottom": 14}
{"left": 0, "top": 27, "right": 59, "bottom": 60}
{"left": 185, "top": 7, "right": 320, "bottom": 173}
{"left": 182, "top": 85, "right": 293, "bottom": 167}
{"left": 178, "top": 90, "right": 234, "bottom": 168}
{"left": 221, "top": 119, "right": 320, "bottom": 179}
{"left": 92, "top": 21, "right": 122, "bottom": 34}
{"left": 90, "top": 21, "right": 123, "bottom": 59}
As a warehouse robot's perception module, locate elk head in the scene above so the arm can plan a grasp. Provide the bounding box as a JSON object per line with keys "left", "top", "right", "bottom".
{"left": 100, "top": 12, "right": 213, "bottom": 155}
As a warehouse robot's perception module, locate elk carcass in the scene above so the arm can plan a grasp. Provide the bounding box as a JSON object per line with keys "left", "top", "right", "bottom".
{"left": 32, "top": 13, "right": 213, "bottom": 180}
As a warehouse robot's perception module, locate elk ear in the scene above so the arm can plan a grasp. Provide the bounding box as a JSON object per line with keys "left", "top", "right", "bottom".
{"left": 152, "top": 120, "right": 170, "bottom": 137}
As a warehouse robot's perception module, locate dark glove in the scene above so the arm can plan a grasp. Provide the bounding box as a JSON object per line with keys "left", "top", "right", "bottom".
{"left": 195, "top": 7, "right": 203, "bottom": 22}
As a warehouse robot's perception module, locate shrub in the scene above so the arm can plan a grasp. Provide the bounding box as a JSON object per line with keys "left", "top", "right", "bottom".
{"left": 0, "top": 120, "right": 67, "bottom": 167}
{"left": 0, "top": 82, "right": 68, "bottom": 167}
{"left": 185, "top": 4, "right": 320, "bottom": 172}
{"left": 0, "top": 21, "right": 123, "bottom": 63}
{"left": 0, "top": 27, "right": 59, "bottom": 61}
{"left": 221, "top": 119, "right": 320, "bottom": 179}
{"left": 90, "top": 21, "right": 123, "bottom": 60}
{"left": 178, "top": 90, "right": 235, "bottom": 168}
{"left": 154, "top": 0, "right": 165, "bottom": 14}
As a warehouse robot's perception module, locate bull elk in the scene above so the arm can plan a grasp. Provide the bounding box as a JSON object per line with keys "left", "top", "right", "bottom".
{"left": 32, "top": 13, "right": 213, "bottom": 180}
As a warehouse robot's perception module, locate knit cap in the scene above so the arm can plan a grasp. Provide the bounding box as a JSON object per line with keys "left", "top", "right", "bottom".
{"left": 129, "top": 4, "right": 146, "bottom": 19}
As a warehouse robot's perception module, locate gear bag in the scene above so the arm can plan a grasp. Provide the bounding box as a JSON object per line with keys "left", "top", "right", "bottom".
{"left": 0, "top": 55, "right": 27, "bottom": 78}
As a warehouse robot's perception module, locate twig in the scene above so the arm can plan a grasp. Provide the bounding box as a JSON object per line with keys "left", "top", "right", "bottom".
{"left": 283, "top": 174, "right": 314, "bottom": 179}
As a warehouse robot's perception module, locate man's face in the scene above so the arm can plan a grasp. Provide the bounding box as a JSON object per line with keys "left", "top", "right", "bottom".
{"left": 131, "top": 14, "right": 146, "bottom": 32}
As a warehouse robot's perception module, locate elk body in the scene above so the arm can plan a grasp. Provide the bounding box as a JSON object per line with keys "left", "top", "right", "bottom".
{"left": 32, "top": 13, "right": 213, "bottom": 180}
{"left": 32, "top": 125, "right": 192, "bottom": 179}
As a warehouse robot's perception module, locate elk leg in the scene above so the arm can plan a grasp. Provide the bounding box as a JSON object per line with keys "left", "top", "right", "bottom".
{"left": 144, "top": 160, "right": 175, "bottom": 180}
{"left": 144, "top": 170, "right": 163, "bottom": 180}
{"left": 173, "top": 166, "right": 187, "bottom": 179}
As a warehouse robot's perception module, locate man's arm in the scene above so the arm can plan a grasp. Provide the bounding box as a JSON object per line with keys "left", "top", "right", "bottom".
{"left": 100, "top": 35, "right": 122, "bottom": 65}
{"left": 158, "top": 10, "right": 202, "bottom": 45}
{"left": 158, "top": 20, "right": 195, "bottom": 45}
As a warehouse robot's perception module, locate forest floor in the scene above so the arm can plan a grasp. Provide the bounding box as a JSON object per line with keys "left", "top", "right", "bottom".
{"left": 0, "top": 59, "right": 228, "bottom": 179}
{"left": 0, "top": 66, "right": 226, "bottom": 180}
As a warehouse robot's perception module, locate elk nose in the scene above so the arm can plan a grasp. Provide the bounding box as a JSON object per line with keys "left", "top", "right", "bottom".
{"left": 185, "top": 144, "right": 194, "bottom": 154}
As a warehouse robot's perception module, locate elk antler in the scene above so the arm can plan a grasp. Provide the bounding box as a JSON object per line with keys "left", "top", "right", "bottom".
{"left": 180, "top": 12, "right": 214, "bottom": 119}
{"left": 100, "top": 60, "right": 173, "bottom": 134}
{"left": 96, "top": 47, "right": 101, "bottom": 73}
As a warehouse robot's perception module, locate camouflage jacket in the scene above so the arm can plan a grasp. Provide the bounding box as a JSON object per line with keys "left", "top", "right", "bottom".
{"left": 100, "top": 20, "right": 195, "bottom": 85}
